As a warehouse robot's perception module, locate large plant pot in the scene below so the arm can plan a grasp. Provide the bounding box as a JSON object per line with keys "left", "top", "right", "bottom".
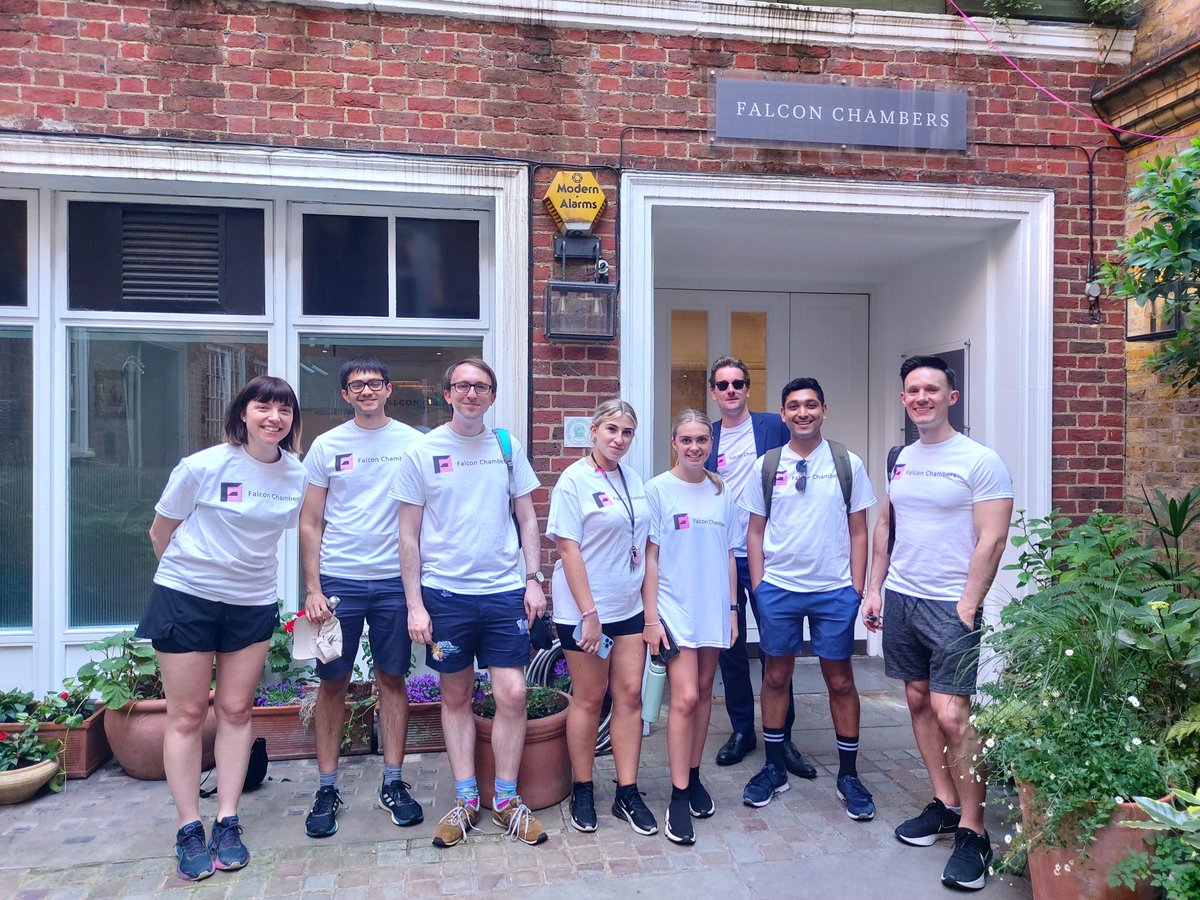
{"left": 104, "top": 694, "right": 218, "bottom": 781}
{"left": 3, "top": 706, "right": 112, "bottom": 780}
{"left": 405, "top": 701, "right": 445, "bottom": 754}
{"left": 473, "top": 691, "right": 571, "bottom": 811}
{"left": 0, "top": 759, "right": 59, "bottom": 804}
{"left": 1017, "top": 780, "right": 1156, "bottom": 900}
{"left": 250, "top": 700, "right": 373, "bottom": 760}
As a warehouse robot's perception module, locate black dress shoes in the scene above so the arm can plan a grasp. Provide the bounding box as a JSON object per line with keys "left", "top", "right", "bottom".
{"left": 715, "top": 732, "right": 757, "bottom": 766}
{"left": 782, "top": 741, "right": 818, "bottom": 779}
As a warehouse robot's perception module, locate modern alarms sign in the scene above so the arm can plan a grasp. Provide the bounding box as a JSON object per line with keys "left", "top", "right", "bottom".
{"left": 714, "top": 77, "right": 967, "bottom": 151}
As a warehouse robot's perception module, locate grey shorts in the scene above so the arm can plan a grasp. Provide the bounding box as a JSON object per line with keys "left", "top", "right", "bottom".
{"left": 881, "top": 589, "right": 983, "bottom": 696}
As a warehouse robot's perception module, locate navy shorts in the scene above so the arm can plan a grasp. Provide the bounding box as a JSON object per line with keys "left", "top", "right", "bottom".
{"left": 137, "top": 584, "right": 278, "bottom": 654}
{"left": 555, "top": 611, "right": 645, "bottom": 652}
{"left": 423, "top": 586, "right": 530, "bottom": 673}
{"left": 881, "top": 589, "right": 983, "bottom": 696}
{"left": 755, "top": 582, "right": 860, "bottom": 660}
{"left": 317, "top": 575, "right": 412, "bottom": 681}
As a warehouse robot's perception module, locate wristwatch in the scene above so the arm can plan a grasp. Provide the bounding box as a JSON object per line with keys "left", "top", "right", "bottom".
{"left": 526, "top": 571, "right": 545, "bottom": 585}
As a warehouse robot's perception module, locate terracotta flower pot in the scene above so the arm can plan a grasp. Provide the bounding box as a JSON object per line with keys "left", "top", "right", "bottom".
{"left": 1017, "top": 780, "right": 1157, "bottom": 900}
{"left": 473, "top": 691, "right": 571, "bottom": 811}
{"left": 1, "top": 706, "right": 112, "bottom": 780}
{"left": 250, "top": 701, "right": 374, "bottom": 760}
{"left": 0, "top": 759, "right": 60, "bottom": 804}
{"left": 103, "top": 693, "right": 218, "bottom": 781}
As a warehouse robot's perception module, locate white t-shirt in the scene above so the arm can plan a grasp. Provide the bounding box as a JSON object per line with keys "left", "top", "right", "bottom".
{"left": 304, "top": 418, "right": 421, "bottom": 579}
{"left": 885, "top": 433, "right": 1014, "bottom": 602}
{"left": 546, "top": 456, "right": 649, "bottom": 625}
{"left": 740, "top": 440, "right": 876, "bottom": 593}
{"left": 645, "top": 471, "right": 738, "bottom": 649}
{"left": 713, "top": 417, "right": 756, "bottom": 557}
{"left": 390, "top": 424, "right": 539, "bottom": 594}
{"left": 154, "top": 442, "right": 308, "bottom": 606}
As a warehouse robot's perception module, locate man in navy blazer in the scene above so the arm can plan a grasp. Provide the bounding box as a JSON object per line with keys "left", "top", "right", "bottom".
{"left": 706, "top": 356, "right": 815, "bottom": 778}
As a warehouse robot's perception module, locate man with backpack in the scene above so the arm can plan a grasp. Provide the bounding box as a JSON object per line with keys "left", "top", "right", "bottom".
{"left": 393, "top": 357, "right": 549, "bottom": 848}
{"left": 738, "top": 377, "right": 877, "bottom": 820}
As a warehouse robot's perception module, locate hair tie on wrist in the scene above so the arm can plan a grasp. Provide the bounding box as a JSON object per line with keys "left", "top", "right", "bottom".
{"left": 581, "top": 607, "right": 599, "bottom": 619}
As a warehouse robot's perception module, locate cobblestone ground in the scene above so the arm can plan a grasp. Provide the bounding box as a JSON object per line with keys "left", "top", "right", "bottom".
{"left": 4, "top": 659, "right": 1033, "bottom": 899}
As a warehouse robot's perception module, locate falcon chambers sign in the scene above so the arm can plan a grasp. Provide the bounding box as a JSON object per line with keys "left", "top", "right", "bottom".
{"left": 714, "top": 78, "right": 967, "bottom": 151}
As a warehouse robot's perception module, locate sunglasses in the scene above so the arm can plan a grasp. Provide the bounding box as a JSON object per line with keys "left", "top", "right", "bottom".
{"left": 795, "top": 459, "right": 808, "bottom": 493}
{"left": 713, "top": 379, "right": 748, "bottom": 392}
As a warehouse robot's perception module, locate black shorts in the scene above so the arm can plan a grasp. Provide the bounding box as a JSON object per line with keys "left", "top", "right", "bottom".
{"left": 137, "top": 584, "right": 278, "bottom": 654}
{"left": 555, "top": 611, "right": 645, "bottom": 652}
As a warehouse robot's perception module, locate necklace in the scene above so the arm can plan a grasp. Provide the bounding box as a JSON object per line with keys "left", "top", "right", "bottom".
{"left": 591, "top": 452, "right": 640, "bottom": 569}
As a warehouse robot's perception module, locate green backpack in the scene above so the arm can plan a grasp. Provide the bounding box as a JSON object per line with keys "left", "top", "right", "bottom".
{"left": 760, "top": 439, "right": 853, "bottom": 520}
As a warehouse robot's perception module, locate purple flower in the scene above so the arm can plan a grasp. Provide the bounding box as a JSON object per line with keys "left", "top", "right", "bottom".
{"left": 406, "top": 674, "right": 442, "bottom": 704}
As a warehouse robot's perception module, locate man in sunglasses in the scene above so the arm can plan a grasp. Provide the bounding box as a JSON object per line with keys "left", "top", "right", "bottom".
{"left": 738, "top": 378, "right": 877, "bottom": 820}
{"left": 393, "top": 357, "right": 550, "bottom": 848}
{"left": 704, "top": 356, "right": 812, "bottom": 776}
{"left": 299, "top": 356, "right": 424, "bottom": 839}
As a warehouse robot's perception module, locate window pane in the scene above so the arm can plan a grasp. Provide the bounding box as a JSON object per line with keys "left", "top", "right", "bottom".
{"left": 731, "top": 311, "right": 769, "bottom": 413}
{"left": 68, "top": 329, "right": 268, "bottom": 627}
{"left": 302, "top": 214, "right": 388, "bottom": 317}
{"left": 298, "top": 335, "right": 484, "bottom": 441}
{"left": 0, "top": 328, "right": 32, "bottom": 627}
{"left": 0, "top": 199, "right": 28, "bottom": 307}
{"left": 68, "top": 202, "right": 265, "bottom": 314}
{"left": 395, "top": 218, "right": 480, "bottom": 319}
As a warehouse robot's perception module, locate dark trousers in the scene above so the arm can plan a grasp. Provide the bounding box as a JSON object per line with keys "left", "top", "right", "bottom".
{"left": 719, "top": 557, "right": 796, "bottom": 739}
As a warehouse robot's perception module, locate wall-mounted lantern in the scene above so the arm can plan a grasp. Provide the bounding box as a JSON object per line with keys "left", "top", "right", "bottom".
{"left": 545, "top": 279, "right": 617, "bottom": 342}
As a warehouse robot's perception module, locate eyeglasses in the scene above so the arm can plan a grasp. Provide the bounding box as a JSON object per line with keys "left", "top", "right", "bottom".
{"left": 794, "top": 459, "right": 808, "bottom": 493}
{"left": 346, "top": 379, "right": 386, "bottom": 393}
{"left": 450, "top": 381, "right": 494, "bottom": 395}
{"left": 713, "top": 379, "right": 748, "bottom": 392}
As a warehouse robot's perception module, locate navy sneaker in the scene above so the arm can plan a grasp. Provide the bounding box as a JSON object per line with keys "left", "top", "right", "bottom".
{"left": 664, "top": 792, "right": 695, "bottom": 845}
{"left": 895, "top": 797, "right": 960, "bottom": 846}
{"left": 612, "top": 788, "right": 658, "bottom": 836}
{"left": 836, "top": 774, "right": 876, "bottom": 821}
{"left": 942, "top": 827, "right": 994, "bottom": 891}
{"left": 742, "top": 762, "right": 789, "bottom": 808}
{"left": 379, "top": 780, "right": 424, "bottom": 827}
{"left": 305, "top": 785, "right": 343, "bottom": 838}
{"left": 208, "top": 815, "right": 249, "bottom": 871}
{"left": 571, "top": 781, "right": 598, "bottom": 833}
{"left": 689, "top": 777, "right": 715, "bottom": 819}
{"left": 174, "top": 820, "right": 213, "bottom": 882}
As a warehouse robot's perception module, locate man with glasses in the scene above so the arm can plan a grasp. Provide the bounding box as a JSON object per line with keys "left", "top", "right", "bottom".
{"left": 393, "top": 357, "right": 549, "bottom": 847}
{"left": 705, "top": 356, "right": 813, "bottom": 777}
{"left": 299, "top": 357, "right": 423, "bottom": 839}
{"left": 738, "top": 378, "right": 877, "bottom": 820}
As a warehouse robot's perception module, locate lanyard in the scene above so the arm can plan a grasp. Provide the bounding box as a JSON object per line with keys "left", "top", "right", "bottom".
{"left": 592, "top": 453, "right": 638, "bottom": 568}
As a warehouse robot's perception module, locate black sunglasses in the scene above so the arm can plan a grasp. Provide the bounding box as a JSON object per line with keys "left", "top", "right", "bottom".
{"left": 795, "top": 459, "right": 808, "bottom": 493}
{"left": 713, "top": 379, "right": 748, "bottom": 391}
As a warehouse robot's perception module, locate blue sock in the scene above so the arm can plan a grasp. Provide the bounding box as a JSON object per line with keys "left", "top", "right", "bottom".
{"left": 493, "top": 777, "right": 518, "bottom": 810}
{"left": 836, "top": 734, "right": 860, "bottom": 778}
{"left": 455, "top": 777, "right": 479, "bottom": 809}
{"left": 383, "top": 764, "right": 403, "bottom": 786}
{"left": 319, "top": 771, "right": 337, "bottom": 789}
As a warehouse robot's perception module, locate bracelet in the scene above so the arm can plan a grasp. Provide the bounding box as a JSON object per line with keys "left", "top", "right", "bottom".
{"left": 729, "top": 605, "right": 738, "bottom": 611}
{"left": 581, "top": 607, "right": 598, "bottom": 619}
{"left": 644, "top": 620, "right": 660, "bottom": 627}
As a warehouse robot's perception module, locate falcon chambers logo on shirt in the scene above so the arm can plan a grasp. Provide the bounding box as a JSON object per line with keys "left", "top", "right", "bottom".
{"left": 335, "top": 453, "right": 355, "bottom": 472}
{"left": 774, "top": 468, "right": 788, "bottom": 486}
{"left": 433, "top": 455, "right": 454, "bottom": 474}
{"left": 892, "top": 464, "right": 906, "bottom": 480}
{"left": 220, "top": 483, "right": 244, "bottom": 502}
{"left": 673, "top": 513, "right": 690, "bottom": 530}
{"left": 593, "top": 491, "right": 613, "bottom": 509}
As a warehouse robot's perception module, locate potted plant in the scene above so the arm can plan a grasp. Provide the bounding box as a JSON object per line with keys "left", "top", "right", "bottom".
{"left": 0, "top": 716, "right": 64, "bottom": 804}
{"left": 975, "top": 491, "right": 1200, "bottom": 898}
{"left": 79, "top": 630, "right": 217, "bottom": 781}
{"left": 1111, "top": 787, "right": 1200, "bottom": 900}
{"left": 472, "top": 674, "right": 571, "bottom": 811}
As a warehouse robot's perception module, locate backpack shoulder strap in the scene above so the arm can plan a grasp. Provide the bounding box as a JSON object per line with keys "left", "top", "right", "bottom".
{"left": 886, "top": 444, "right": 903, "bottom": 482}
{"left": 885, "top": 444, "right": 904, "bottom": 554}
{"left": 826, "top": 439, "right": 852, "bottom": 510}
{"left": 494, "top": 428, "right": 515, "bottom": 504}
{"left": 761, "top": 446, "right": 783, "bottom": 521}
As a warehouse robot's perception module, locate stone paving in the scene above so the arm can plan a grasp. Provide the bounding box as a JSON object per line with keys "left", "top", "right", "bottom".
{"left": 3, "top": 658, "right": 1033, "bottom": 898}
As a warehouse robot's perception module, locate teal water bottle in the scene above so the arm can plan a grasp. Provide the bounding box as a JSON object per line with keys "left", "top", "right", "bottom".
{"left": 641, "top": 656, "right": 667, "bottom": 725}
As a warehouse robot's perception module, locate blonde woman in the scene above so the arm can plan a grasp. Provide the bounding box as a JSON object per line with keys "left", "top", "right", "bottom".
{"left": 642, "top": 408, "right": 738, "bottom": 845}
{"left": 547, "top": 399, "right": 656, "bottom": 835}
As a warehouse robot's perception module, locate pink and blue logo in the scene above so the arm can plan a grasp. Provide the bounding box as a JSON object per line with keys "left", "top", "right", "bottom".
{"left": 433, "top": 455, "right": 454, "bottom": 474}
{"left": 893, "top": 464, "right": 906, "bottom": 480}
{"left": 716, "top": 454, "right": 727, "bottom": 469}
{"left": 220, "top": 483, "right": 243, "bottom": 503}
{"left": 673, "top": 513, "right": 690, "bottom": 530}
{"left": 774, "top": 469, "right": 788, "bottom": 487}
{"left": 593, "top": 491, "right": 613, "bottom": 508}
{"left": 335, "top": 453, "right": 355, "bottom": 472}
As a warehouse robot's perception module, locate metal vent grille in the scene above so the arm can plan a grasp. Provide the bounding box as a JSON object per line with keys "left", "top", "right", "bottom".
{"left": 121, "top": 209, "right": 221, "bottom": 306}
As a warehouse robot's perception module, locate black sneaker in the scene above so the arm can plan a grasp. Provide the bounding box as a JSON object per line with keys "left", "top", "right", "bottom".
{"left": 571, "top": 781, "right": 598, "bottom": 833}
{"left": 379, "top": 780, "right": 423, "bottom": 827}
{"left": 942, "top": 827, "right": 993, "bottom": 891}
{"left": 742, "top": 762, "right": 789, "bottom": 808}
{"left": 688, "top": 777, "right": 715, "bottom": 819}
{"left": 895, "top": 798, "right": 960, "bottom": 847}
{"left": 664, "top": 792, "right": 695, "bottom": 845}
{"left": 174, "top": 820, "right": 213, "bottom": 882}
{"left": 305, "top": 785, "right": 343, "bottom": 838}
{"left": 612, "top": 788, "right": 658, "bottom": 836}
{"left": 208, "top": 815, "right": 249, "bottom": 871}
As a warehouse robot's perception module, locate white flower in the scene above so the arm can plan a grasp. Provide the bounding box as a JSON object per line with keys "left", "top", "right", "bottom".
{"left": 1004, "top": 834, "right": 1013, "bottom": 844}
{"left": 985, "top": 737, "right": 995, "bottom": 748}
{"left": 1015, "top": 823, "right": 1023, "bottom": 834}
{"left": 1132, "top": 737, "right": 1142, "bottom": 746}
{"left": 1064, "top": 649, "right": 1074, "bottom": 656}
{"left": 1049, "top": 773, "right": 1055, "bottom": 780}
{"left": 1128, "top": 695, "right": 1141, "bottom": 708}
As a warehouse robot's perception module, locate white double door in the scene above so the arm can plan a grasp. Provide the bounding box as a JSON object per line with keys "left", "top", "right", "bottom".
{"left": 654, "top": 289, "right": 871, "bottom": 642}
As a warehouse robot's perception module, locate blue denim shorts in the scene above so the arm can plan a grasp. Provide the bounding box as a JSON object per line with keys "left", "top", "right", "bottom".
{"left": 317, "top": 575, "right": 412, "bottom": 681}
{"left": 754, "top": 581, "right": 860, "bottom": 660}
{"left": 423, "top": 586, "right": 530, "bottom": 673}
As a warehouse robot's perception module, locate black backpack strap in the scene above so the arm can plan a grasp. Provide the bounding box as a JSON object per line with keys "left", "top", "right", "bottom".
{"left": 826, "top": 439, "right": 852, "bottom": 510}
{"left": 886, "top": 444, "right": 904, "bottom": 554}
{"left": 761, "top": 446, "right": 783, "bottom": 521}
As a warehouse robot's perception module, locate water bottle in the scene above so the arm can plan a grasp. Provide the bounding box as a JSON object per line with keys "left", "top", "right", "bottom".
{"left": 327, "top": 595, "right": 340, "bottom": 613}
{"left": 641, "top": 656, "right": 667, "bottom": 726}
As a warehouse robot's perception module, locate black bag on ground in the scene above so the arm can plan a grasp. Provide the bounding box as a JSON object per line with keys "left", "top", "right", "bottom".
{"left": 199, "top": 737, "right": 268, "bottom": 797}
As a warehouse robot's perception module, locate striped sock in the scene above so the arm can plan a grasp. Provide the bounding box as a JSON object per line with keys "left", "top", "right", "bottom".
{"left": 318, "top": 771, "right": 337, "bottom": 789}
{"left": 836, "top": 734, "right": 859, "bottom": 778}
{"left": 455, "top": 776, "right": 480, "bottom": 810}
{"left": 493, "top": 777, "right": 518, "bottom": 811}
{"left": 764, "top": 728, "right": 786, "bottom": 770}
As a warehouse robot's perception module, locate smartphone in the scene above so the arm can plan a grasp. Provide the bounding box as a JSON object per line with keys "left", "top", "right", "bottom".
{"left": 573, "top": 621, "right": 615, "bottom": 658}
{"left": 656, "top": 620, "right": 681, "bottom": 663}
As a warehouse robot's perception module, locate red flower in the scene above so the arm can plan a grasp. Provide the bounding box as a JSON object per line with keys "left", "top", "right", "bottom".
{"left": 60, "top": 692, "right": 70, "bottom": 700}
{"left": 0, "top": 732, "right": 8, "bottom": 741}
{"left": 284, "top": 620, "right": 295, "bottom": 634}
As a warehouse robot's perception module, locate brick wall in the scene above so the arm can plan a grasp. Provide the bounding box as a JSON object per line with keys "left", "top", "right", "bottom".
{"left": 0, "top": 0, "right": 1134, "bottom": 525}
{"left": 1129, "top": 0, "right": 1200, "bottom": 69}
